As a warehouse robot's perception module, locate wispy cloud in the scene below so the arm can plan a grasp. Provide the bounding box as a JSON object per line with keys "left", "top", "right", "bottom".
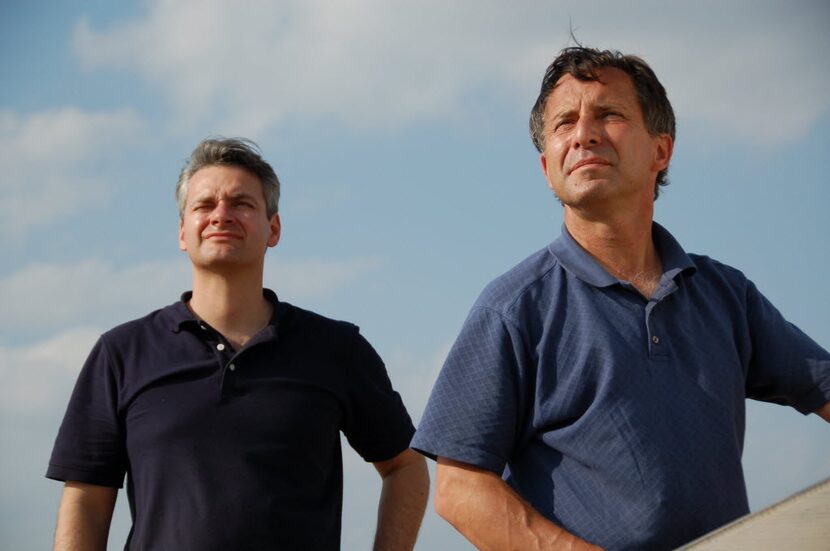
{"left": 265, "top": 255, "right": 382, "bottom": 301}
{"left": 0, "top": 327, "right": 101, "bottom": 416}
{"left": 0, "top": 258, "right": 189, "bottom": 335}
{"left": 383, "top": 342, "right": 452, "bottom": 422}
{"left": 0, "top": 255, "right": 380, "bottom": 335}
{"left": 72, "top": 0, "right": 518, "bottom": 136}
{"left": 71, "top": 1, "right": 829, "bottom": 145}
{"left": 0, "top": 107, "right": 144, "bottom": 244}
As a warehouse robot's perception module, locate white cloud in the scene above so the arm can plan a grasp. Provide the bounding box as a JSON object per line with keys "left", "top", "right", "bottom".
{"left": 0, "top": 327, "right": 101, "bottom": 416}
{"left": 0, "top": 108, "right": 144, "bottom": 243}
{"left": 265, "top": 255, "right": 381, "bottom": 301}
{"left": 339, "top": 340, "right": 452, "bottom": 547}
{"left": 0, "top": 255, "right": 380, "bottom": 334}
{"left": 71, "top": 0, "right": 829, "bottom": 145}
{"left": 0, "top": 258, "right": 189, "bottom": 335}
{"left": 73, "top": 0, "right": 502, "bottom": 136}
{"left": 384, "top": 342, "right": 452, "bottom": 423}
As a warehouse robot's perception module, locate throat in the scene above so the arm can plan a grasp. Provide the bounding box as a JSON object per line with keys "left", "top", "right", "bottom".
{"left": 626, "top": 271, "right": 662, "bottom": 299}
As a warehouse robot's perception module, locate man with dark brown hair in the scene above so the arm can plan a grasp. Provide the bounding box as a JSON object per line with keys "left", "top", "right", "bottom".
{"left": 413, "top": 47, "right": 830, "bottom": 550}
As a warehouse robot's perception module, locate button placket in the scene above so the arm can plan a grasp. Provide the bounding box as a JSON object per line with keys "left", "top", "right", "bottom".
{"left": 645, "top": 299, "right": 669, "bottom": 358}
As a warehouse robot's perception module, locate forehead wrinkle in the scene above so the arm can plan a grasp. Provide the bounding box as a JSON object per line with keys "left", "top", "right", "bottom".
{"left": 546, "top": 75, "right": 639, "bottom": 122}
{"left": 187, "top": 186, "right": 261, "bottom": 207}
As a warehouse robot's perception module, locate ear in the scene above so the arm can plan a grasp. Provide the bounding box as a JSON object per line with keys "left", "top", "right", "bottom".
{"left": 652, "top": 134, "right": 673, "bottom": 173}
{"left": 178, "top": 219, "right": 187, "bottom": 251}
{"left": 267, "top": 214, "right": 281, "bottom": 248}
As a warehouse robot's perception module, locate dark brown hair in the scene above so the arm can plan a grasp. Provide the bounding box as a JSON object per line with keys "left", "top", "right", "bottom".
{"left": 529, "top": 47, "right": 676, "bottom": 198}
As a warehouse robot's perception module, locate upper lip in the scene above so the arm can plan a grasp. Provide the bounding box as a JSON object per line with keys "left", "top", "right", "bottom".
{"left": 568, "top": 157, "right": 611, "bottom": 174}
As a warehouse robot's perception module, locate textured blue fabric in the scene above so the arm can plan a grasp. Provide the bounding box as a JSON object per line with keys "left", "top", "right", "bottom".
{"left": 47, "top": 290, "right": 415, "bottom": 551}
{"left": 412, "top": 223, "right": 830, "bottom": 550}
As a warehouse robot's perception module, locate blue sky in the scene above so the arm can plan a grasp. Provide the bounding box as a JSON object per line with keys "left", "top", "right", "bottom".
{"left": 1, "top": 1, "right": 828, "bottom": 548}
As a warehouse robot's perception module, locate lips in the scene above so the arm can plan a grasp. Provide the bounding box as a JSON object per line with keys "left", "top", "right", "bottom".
{"left": 568, "top": 157, "right": 611, "bottom": 174}
{"left": 203, "top": 232, "right": 242, "bottom": 240}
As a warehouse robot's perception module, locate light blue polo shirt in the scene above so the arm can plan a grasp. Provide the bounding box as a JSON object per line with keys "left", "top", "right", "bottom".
{"left": 412, "top": 223, "right": 830, "bottom": 550}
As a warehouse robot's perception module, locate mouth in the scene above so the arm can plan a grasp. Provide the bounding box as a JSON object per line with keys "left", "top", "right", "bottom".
{"left": 203, "top": 232, "right": 242, "bottom": 240}
{"left": 568, "top": 157, "right": 611, "bottom": 174}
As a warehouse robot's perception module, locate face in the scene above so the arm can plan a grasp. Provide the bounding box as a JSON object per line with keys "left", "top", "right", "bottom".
{"left": 178, "top": 165, "right": 280, "bottom": 272}
{"left": 539, "top": 67, "right": 672, "bottom": 214}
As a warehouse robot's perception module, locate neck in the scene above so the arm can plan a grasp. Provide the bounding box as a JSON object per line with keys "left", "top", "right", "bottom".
{"left": 563, "top": 205, "right": 662, "bottom": 298}
{"left": 188, "top": 268, "right": 272, "bottom": 349}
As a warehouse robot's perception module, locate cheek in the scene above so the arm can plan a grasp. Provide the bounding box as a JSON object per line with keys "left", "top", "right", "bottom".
{"left": 183, "top": 216, "right": 207, "bottom": 236}
{"left": 547, "top": 139, "right": 569, "bottom": 164}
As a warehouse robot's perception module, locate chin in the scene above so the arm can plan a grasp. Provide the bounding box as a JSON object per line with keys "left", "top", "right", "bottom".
{"left": 559, "top": 181, "right": 615, "bottom": 203}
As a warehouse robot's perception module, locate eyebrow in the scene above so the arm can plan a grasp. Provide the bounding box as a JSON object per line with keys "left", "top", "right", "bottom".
{"left": 189, "top": 191, "right": 261, "bottom": 203}
{"left": 226, "top": 191, "right": 260, "bottom": 202}
{"left": 552, "top": 101, "right": 628, "bottom": 115}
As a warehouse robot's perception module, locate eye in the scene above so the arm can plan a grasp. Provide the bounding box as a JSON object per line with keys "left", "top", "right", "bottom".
{"left": 554, "top": 119, "right": 575, "bottom": 131}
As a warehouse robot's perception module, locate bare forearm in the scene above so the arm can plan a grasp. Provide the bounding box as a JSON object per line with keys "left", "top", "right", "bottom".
{"left": 53, "top": 482, "right": 117, "bottom": 551}
{"left": 816, "top": 401, "right": 830, "bottom": 423}
{"left": 373, "top": 450, "right": 429, "bottom": 551}
{"left": 435, "top": 458, "right": 602, "bottom": 551}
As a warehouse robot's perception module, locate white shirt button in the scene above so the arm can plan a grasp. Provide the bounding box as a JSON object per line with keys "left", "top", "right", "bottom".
{"left": 217, "top": 343, "right": 225, "bottom": 351}
{"left": 229, "top": 363, "right": 236, "bottom": 371}
{"left": 652, "top": 335, "right": 660, "bottom": 344}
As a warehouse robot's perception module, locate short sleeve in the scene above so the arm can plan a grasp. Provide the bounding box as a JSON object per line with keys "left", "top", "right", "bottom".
{"left": 341, "top": 330, "right": 415, "bottom": 463}
{"left": 745, "top": 281, "right": 830, "bottom": 414}
{"left": 46, "top": 336, "right": 127, "bottom": 487}
{"left": 411, "top": 306, "right": 527, "bottom": 475}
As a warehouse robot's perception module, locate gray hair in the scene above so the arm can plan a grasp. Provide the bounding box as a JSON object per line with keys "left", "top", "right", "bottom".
{"left": 175, "top": 137, "right": 280, "bottom": 218}
{"left": 529, "top": 46, "right": 676, "bottom": 199}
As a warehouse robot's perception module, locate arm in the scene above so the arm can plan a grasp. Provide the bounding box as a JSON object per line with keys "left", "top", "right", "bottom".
{"left": 816, "top": 401, "right": 830, "bottom": 423}
{"left": 435, "top": 458, "right": 602, "bottom": 551}
{"left": 53, "top": 481, "right": 117, "bottom": 551}
{"left": 372, "top": 448, "right": 429, "bottom": 551}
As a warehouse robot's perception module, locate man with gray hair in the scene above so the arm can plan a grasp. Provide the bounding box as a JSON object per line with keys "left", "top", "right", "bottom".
{"left": 47, "top": 138, "right": 428, "bottom": 550}
{"left": 413, "top": 46, "right": 830, "bottom": 549}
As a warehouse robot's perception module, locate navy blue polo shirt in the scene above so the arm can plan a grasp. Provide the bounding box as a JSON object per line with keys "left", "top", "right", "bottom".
{"left": 412, "top": 223, "right": 830, "bottom": 550}
{"left": 47, "top": 290, "right": 415, "bottom": 550}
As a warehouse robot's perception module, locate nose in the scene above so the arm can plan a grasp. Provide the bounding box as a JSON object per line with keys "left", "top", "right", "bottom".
{"left": 210, "top": 200, "right": 234, "bottom": 225}
{"left": 572, "top": 117, "right": 601, "bottom": 149}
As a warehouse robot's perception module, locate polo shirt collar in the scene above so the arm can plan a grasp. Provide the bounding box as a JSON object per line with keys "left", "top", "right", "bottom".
{"left": 548, "top": 221, "right": 696, "bottom": 288}
{"left": 652, "top": 222, "right": 697, "bottom": 280}
{"left": 167, "top": 288, "right": 282, "bottom": 334}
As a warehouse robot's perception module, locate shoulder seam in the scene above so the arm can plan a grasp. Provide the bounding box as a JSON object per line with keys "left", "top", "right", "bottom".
{"left": 497, "top": 254, "right": 561, "bottom": 316}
